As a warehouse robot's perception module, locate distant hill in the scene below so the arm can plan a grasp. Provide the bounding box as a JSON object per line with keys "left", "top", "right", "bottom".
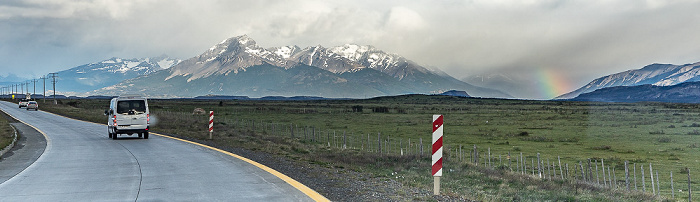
{"left": 571, "top": 81, "right": 700, "bottom": 103}
{"left": 56, "top": 56, "right": 180, "bottom": 94}
{"left": 439, "top": 90, "right": 470, "bottom": 97}
{"left": 558, "top": 62, "right": 700, "bottom": 99}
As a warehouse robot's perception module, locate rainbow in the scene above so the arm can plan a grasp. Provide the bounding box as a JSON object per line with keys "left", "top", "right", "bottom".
{"left": 536, "top": 67, "right": 572, "bottom": 99}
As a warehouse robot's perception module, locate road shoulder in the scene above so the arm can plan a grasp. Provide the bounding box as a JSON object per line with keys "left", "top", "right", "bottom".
{"left": 0, "top": 122, "right": 47, "bottom": 184}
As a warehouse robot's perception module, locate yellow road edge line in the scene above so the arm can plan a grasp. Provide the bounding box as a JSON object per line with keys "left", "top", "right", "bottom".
{"left": 36, "top": 108, "right": 330, "bottom": 202}
{"left": 154, "top": 133, "right": 330, "bottom": 202}
{"left": 0, "top": 105, "right": 53, "bottom": 165}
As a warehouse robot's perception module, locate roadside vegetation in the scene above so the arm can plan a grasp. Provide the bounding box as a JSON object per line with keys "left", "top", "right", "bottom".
{"left": 0, "top": 110, "right": 15, "bottom": 152}
{"left": 18, "top": 96, "right": 700, "bottom": 201}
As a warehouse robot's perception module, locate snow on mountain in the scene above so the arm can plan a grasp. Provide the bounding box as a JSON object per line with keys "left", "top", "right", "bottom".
{"left": 289, "top": 45, "right": 365, "bottom": 73}
{"left": 56, "top": 56, "right": 180, "bottom": 94}
{"left": 329, "top": 44, "right": 371, "bottom": 61}
{"left": 166, "top": 35, "right": 295, "bottom": 82}
{"left": 95, "top": 35, "right": 511, "bottom": 98}
{"left": 268, "top": 45, "right": 301, "bottom": 59}
{"left": 557, "top": 62, "right": 700, "bottom": 99}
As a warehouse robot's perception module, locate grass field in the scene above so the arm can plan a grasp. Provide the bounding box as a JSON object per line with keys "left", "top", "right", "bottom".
{"left": 21, "top": 95, "right": 700, "bottom": 201}
{"left": 0, "top": 110, "right": 15, "bottom": 153}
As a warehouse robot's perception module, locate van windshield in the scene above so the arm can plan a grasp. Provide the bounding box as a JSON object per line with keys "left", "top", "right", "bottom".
{"left": 117, "top": 100, "right": 146, "bottom": 114}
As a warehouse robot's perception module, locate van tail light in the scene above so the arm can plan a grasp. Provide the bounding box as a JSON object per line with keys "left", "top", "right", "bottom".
{"left": 147, "top": 114, "right": 150, "bottom": 124}
{"left": 113, "top": 115, "right": 117, "bottom": 126}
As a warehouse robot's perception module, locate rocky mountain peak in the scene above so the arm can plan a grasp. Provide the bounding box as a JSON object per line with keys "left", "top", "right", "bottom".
{"left": 328, "top": 44, "right": 375, "bottom": 61}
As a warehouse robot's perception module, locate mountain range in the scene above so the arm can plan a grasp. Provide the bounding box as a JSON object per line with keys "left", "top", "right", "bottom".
{"left": 557, "top": 62, "right": 700, "bottom": 99}
{"left": 56, "top": 56, "right": 181, "bottom": 94}
{"left": 93, "top": 35, "right": 511, "bottom": 98}
{"left": 571, "top": 81, "right": 700, "bottom": 103}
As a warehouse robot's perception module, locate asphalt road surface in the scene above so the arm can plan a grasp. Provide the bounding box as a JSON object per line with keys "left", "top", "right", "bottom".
{"left": 0, "top": 101, "right": 323, "bottom": 201}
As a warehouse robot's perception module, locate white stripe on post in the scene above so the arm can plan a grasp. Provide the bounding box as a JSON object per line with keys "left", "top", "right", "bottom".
{"left": 209, "top": 111, "right": 214, "bottom": 132}
{"left": 432, "top": 115, "right": 443, "bottom": 196}
{"left": 432, "top": 115, "right": 443, "bottom": 176}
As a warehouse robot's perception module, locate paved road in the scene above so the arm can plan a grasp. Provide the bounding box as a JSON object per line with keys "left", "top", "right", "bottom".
{"left": 0, "top": 101, "right": 321, "bottom": 201}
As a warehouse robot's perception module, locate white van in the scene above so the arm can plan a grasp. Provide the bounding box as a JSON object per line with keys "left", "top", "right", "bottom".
{"left": 105, "top": 94, "right": 150, "bottom": 139}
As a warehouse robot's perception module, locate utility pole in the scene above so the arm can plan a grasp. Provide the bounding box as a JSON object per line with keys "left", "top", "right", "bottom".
{"left": 32, "top": 79, "right": 37, "bottom": 97}
{"left": 41, "top": 76, "right": 46, "bottom": 103}
{"left": 49, "top": 73, "right": 58, "bottom": 104}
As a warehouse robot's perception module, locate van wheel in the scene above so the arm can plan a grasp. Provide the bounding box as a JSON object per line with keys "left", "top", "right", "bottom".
{"left": 138, "top": 133, "right": 143, "bottom": 138}
{"left": 112, "top": 132, "right": 118, "bottom": 140}
{"left": 144, "top": 132, "right": 149, "bottom": 139}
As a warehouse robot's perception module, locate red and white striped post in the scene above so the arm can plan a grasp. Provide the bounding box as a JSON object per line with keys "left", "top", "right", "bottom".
{"left": 209, "top": 111, "right": 214, "bottom": 139}
{"left": 432, "top": 114, "right": 444, "bottom": 195}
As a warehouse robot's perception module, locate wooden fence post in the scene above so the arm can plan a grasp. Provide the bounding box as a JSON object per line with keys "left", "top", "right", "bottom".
{"left": 671, "top": 171, "right": 674, "bottom": 199}
{"left": 566, "top": 163, "right": 570, "bottom": 180}
{"left": 558, "top": 156, "right": 563, "bottom": 180}
{"left": 588, "top": 159, "right": 593, "bottom": 182}
{"left": 386, "top": 136, "right": 390, "bottom": 155}
{"left": 656, "top": 170, "right": 660, "bottom": 197}
{"left": 634, "top": 163, "right": 638, "bottom": 191}
{"left": 642, "top": 165, "right": 646, "bottom": 192}
{"left": 537, "top": 153, "right": 542, "bottom": 178}
{"left": 420, "top": 138, "right": 423, "bottom": 157}
{"left": 548, "top": 159, "right": 552, "bottom": 180}
{"left": 377, "top": 132, "right": 382, "bottom": 154}
{"left": 473, "top": 145, "right": 478, "bottom": 164}
{"left": 650, "top": 163, "right": 655, "bottom": 196}
{"left": 508, "top": 151, "right": 512, "bottom": 171}
{"left": 601, "top": 159, "right": 606, "bottom": 187}
{"left": 367, "top": 134, "right": 371, "bottom": 152}
{"left": 488, "top": 148, "right": 492, "bottom": 168}
{"left": 607, "top": 166, "right": 611, "bottom": 188}
{"left": 612, "top": 167, "right": 616, "bottom": 189}
{"left": 625, "top": 161, "right": 630, "bottom": 191}
{"left": 688, "top": 168, "right": 691, "bottom": 202}
{"left": 524, "top": 156, "right": 528, "bottom": 174}
{"left": 580, "top": 161, "right": 585, "bottom": 181}
{"left": 520, "top": 153, "right": 524, "bottom": 174}
{"left": 597, "top": 160, "right": 601, "bottom": 186}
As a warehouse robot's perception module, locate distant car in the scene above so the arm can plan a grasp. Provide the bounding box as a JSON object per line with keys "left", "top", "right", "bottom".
{"left": 18, "top": 99, "right": 29, "bottom": 108}
{"left": 26, "top": 101, "right": 38, "bottom": 111}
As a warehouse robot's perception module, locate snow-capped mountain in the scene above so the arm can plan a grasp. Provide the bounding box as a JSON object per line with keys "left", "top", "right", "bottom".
{"left": 95, "top": 35, "right": 510, "bottom": 98}
{"left": 557, "top": 62, "right": 700, "bottom": 99}
{"left": 288, "top": 44, "right": 431, "bottom": 79}
{"left": 572, "top": 81, "right": 700, "bottom": 103}
{"left": 57, "top": 56, "right": 180, "bottom": 94}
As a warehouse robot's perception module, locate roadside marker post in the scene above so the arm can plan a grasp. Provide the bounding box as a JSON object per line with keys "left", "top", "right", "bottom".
{"left": 209, "top": 111, "right": 214, "bottom": 140}
{"left": 432, "top": 115, "right": 443, "bottom": 195}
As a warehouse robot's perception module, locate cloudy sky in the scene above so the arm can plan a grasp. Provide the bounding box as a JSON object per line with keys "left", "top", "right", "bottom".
{"left": 1, "top": 0, "right": 700, "bottom": 98}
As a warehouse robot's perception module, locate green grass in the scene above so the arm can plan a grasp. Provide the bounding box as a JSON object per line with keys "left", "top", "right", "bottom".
{"left": 0, "top": 110, "right": 15, "bottom": 152}
{"left": 25, "top": 96, "right": 700, "bottom": 201}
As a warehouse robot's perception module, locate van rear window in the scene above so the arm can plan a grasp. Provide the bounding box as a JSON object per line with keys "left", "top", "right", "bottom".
{"left": 117, "top": 100, "right": 146, "bottom": 114}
